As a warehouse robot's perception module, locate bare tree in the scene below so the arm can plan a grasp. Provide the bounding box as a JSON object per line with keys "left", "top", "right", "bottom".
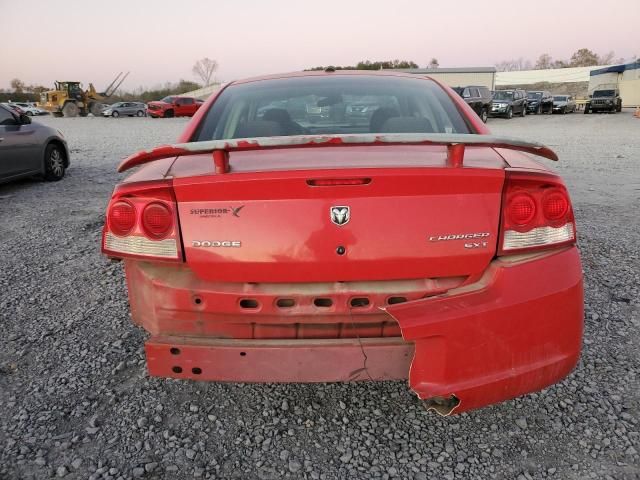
{"left": 192, "top": 58, "right": 218, "bottom": 86}
{"left": 10, "top": 78, "right": 25, "bottom": 93}
{"left": 534, "top": 53, "right": 553, "bottom": 70}
{"left": 598, "top": 51, "right": 625, "bottom": 65}
{"left": 599, "top": 51, "right": 613, "bottom": 65}
{"left": 428, "top": 58, "right": 439, "bottom": 69}
{"left": 495, "top": 58, "right": 531, "bottom": 72}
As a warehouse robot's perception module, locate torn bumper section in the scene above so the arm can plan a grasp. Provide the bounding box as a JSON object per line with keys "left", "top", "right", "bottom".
{"left": 386, "top": 246, "right": 584, "bottom": 415}
{"left": 146, "top": 337, "right": 413, "bottom": 383}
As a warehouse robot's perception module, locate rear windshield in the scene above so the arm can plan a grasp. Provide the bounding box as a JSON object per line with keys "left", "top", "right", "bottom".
{"left": 593, "top": 90, "right": 615, "bottom": 97}
{"left": 193, "top": 75, "right": 471, "bottom": 141}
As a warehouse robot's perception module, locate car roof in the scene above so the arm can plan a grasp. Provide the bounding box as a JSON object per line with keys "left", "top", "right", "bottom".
{"left": 229, "top": 70, "right": 438, "bottom": 86}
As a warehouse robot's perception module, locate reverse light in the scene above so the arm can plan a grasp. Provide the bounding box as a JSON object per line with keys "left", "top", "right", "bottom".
{"left": 499, "top": 171, "right": 576, "bottom": 255}
{"left": 102, "top": 181, "right": 182, "bottom": 262}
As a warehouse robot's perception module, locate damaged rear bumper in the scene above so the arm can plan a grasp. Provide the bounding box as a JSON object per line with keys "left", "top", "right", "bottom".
{"left": 134, "top": 246, "right": 582, "bottom": 415}
{"left": 386, "top": 246, "right": 583, "bottom": 414}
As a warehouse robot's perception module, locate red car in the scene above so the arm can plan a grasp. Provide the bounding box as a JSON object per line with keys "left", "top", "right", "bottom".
{"left": 103, "top": 71, "right": 583, "bottom": 415}
{"left": 147, "top": 96, "right": 203, "bottom": 118}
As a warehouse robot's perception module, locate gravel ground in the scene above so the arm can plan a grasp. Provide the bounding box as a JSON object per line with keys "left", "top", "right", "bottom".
{"left": 1, "top": 112, "right": 639, "bottom": 480}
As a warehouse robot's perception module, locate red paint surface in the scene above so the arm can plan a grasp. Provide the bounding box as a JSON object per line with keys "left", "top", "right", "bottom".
{"left": 123, "top": 259, "right": 464, "bottom": 339}
{"left": 146, "top": 337, "right": 413, "bottom": 382}
{"left": 387, "top": 247, "right": 583, "bottom": 414}
{"left": 174, "top": 165, "right": 504, "bottom": 283}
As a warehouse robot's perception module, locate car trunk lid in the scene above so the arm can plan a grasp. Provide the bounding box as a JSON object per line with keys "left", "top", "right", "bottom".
{"left": 171, "top": 145, "right": 506, "bottom": 283}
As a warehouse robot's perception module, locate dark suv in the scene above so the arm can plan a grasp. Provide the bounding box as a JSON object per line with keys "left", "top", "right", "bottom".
{"left": 526, "top": 91, "right": 553, "bottom": 114}
{"left": 452, "top": 85, "right": 492, "bottom": 123}
{"left": 585, "top": 88, "right": 622, "bottom": 114}
{"left": 490, "top": 89, "right": 527, "bottom": 119}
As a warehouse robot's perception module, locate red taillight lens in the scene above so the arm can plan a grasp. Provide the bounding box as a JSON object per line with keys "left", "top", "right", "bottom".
{"left": 499, "top": 171, "right": 576, "bottom": 255}
{"left": 109, "top": 201, "right": 136, "bottom": 236}
{"left": 102, "top": 180, "right": 182, "bottom": 262}
{"left": 142, "top": 202, "right": 173, "bottom": 239}
{"left": 508, "top": 194, "right": 536, "bottom": 225}
{"left": 542, "top": 190, "right": 569, "bottom": 220}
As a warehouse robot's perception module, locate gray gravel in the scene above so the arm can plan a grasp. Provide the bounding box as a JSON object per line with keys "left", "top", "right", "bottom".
{"left": 1, "top": 112, "right": 639, "bottom": 479}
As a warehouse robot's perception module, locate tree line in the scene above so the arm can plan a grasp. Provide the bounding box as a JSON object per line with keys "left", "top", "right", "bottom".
{"left": 307, "top": 59, "right": 439, "bottom": 71}
{"left": 496, "top": 48, "right": 629, "bottom": 72}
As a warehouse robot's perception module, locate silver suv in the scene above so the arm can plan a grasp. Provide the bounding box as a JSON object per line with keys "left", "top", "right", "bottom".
{"left": 103, "top": 102, "right": 147, "bottom": 118}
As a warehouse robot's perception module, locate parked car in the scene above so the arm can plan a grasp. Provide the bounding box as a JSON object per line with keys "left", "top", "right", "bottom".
{"left": 103, "top": 102, "right": 147, "bottom": 118}
{"left": 490, "top": 89, "right": 527, "bottom": 118}
{"left": 526, "top": 91, "right": 553, "bottom": 114}
{"left": 552, "top": 95, "right": 577, "bottom": 114}
{"left": 147, "top": 96, "right": 203, "bottom": 118}
{"left": 584, "top": 88, "right": 622, "bottom": 114}
{"left": 0, "top": 104, "right": 69, "bottom": 184}
{"left": 1, "top": 102, "right": 24, "bottom": 115}
{"left": 102, "top": 71, "right": 583, "bottom": 415}
{"left": 7, "top": 102, "right": 48, "bottom": 116}
{"left": 453, "top": 85, "right": 492, "bottom": 122}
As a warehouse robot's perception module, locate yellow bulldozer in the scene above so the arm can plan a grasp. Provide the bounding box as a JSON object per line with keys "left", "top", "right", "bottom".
{"left": 39, "top": 72, "right": 129, "bottom": 117}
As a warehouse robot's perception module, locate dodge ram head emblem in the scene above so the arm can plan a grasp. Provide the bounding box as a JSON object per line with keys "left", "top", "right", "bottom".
{"left": 330, "top": 206, "right": 350, "bottom": 226}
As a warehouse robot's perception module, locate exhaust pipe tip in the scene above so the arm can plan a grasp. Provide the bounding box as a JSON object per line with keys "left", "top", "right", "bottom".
{"left": 422, "top": 395, "right": 460, "bottom": 416}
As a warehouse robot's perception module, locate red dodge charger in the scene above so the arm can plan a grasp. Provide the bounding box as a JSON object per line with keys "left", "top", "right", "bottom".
{"left": 102, "top": 71, "right": 583, "bottom": 415}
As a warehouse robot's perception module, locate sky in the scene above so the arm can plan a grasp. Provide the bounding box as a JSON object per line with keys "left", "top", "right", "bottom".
{"left": 1, "top": 0, "right": 638, "bottom": 91}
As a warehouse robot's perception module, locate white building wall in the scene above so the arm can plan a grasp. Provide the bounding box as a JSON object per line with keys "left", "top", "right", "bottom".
{"left": 179, "top": 83, "right": 222, "bottom": 100}
{"left": 620, "top": 68, "right": 640, "bottom": 107}
{"left": 496, "top": 66, "right": 606, "bottom": 86}
{"left": 425, "top": 72, "right": 495, "bottom": 89}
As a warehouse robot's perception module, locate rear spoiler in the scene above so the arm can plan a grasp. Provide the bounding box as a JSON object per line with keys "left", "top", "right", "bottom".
{"left": 118, "top": 133, "right": 558, "bottom": 173}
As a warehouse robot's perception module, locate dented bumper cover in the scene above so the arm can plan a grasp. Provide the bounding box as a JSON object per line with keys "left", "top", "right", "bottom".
{"left": 386, "top": 246, "right": 583, "bottom": 414}
{"left": 135, "top": 246, "right": 582, "bottom": 414}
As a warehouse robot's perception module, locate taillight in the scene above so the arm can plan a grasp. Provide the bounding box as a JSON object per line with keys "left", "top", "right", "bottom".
{"left": 102, "top": 180, "right": 183, "bottom": 261}
{"left": 142, "top": 202, "right": 173, "bottom": 239}
{"left": 498, "top": 171, "right": 576, "bottom": 255}
{"left": 108, "top": 201, "right": 136, "bottom": 236}
{"left": 507, "top": 193, "right": 536, "bottom": 225}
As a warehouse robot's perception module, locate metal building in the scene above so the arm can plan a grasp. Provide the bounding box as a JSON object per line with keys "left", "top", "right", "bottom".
{"left": 495, "top": 66, "right": 603, "bottom": 86}
{"left": 395, "top": 67, "right": 496, "bottom": 89}
{"left": 589, "top": 62, "right": 640, "bottom": 107}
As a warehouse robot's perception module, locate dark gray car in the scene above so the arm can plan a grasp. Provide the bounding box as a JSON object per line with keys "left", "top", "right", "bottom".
{"left": 0, "top": 104, "right": 69, "bottom": 184}
{"left": 552, "top": 95, "right": 577, "bottom": 114}
{"left": 103, "top": 102, "right": 147, "bottom": 117}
